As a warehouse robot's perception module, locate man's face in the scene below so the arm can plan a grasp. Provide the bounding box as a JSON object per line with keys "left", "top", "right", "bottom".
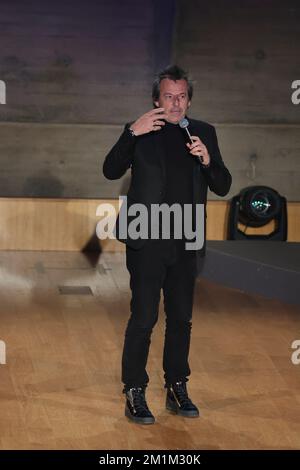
{"left": 154, "top": 78, "right": 191, "bottom": 124}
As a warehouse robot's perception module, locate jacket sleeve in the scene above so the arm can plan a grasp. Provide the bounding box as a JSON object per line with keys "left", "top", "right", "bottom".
{"left": 201, "top": 126, "right": 232, "bottom": 197}
{"left": 102, "top": 123, "right": 136, "bottom": 180}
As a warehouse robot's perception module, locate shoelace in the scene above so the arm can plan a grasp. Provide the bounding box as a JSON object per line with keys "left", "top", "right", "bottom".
{"left": 128, "top": 387, "right": 149, "bottom": 412}
{"left": 171, "top": 382, "right": 192, "bottom": 406}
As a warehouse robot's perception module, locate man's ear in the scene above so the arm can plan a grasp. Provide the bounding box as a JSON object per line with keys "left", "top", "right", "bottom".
{"left": 187, "top": 101, "right": 191, "bottom": 108}
{"left": 154, "top": 101, "right": 159, "bottom": 108}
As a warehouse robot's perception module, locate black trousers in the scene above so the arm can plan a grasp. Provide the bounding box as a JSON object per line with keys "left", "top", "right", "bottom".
{"left": 122, "top": 237, "right": 198, "bottom": 392}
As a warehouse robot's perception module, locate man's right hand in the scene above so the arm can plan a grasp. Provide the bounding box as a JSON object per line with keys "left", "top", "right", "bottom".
{"left": 130, "top": 108, "right": 167, "bottom": 136}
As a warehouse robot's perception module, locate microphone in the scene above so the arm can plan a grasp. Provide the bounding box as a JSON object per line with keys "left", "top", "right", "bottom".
{"left": 179, "top": 117, "right": 204, "bottom": 163}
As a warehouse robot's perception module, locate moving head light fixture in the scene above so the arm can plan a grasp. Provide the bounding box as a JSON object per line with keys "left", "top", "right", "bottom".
{"left": 228, "top": 186, "right": 287, "bottom": 241}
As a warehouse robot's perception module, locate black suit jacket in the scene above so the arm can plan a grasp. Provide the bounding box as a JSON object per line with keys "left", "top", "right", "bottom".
{"left": 103, "top": 117, "right": 232, "bottom": 262}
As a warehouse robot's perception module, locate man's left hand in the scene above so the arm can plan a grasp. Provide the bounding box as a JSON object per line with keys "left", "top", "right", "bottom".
{"left": 186, "top": 136, "right": 210, "bottom": 166}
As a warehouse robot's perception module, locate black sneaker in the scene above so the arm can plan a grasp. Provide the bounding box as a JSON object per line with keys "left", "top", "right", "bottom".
{"left": 125, "top": 387, "right": 155, "bottom": 424}
{"left": 166, "top": 381, "right": 200, "bottom": 417}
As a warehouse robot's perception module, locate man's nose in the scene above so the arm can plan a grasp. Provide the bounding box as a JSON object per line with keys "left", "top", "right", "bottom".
{"left": 172, "top": 96, "right": 180, "bottom": 105}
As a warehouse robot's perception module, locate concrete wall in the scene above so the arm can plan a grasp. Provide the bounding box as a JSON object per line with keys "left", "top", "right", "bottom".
{"left": 0, "top": 0, "right": 299, "bottom": 200}
{"left": 0, "top": 0, "right": 176, "bottom": 124}
{"left": 174, "top": 0, "right": 300, "bottom": 200}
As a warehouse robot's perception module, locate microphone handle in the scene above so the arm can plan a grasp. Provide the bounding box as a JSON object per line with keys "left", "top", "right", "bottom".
{"left": 185, "top": 127, "right": 193, "bottom": 144}
{"left": 185, "top": 128, "right": 203, "bottom": 163}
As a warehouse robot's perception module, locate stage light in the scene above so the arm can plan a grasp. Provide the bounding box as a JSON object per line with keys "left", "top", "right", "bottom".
{"left": 228, "top": 186, "right": 287, "bottom": 240}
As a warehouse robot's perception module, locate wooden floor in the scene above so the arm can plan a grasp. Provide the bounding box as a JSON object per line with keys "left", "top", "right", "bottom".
{"left": 0, "top": 250, "right": 300, "bottom": 450}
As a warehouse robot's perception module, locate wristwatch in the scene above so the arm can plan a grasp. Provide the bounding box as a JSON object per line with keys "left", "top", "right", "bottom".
{"left": 128, "top": 127, "right": 136, "bottom": 137}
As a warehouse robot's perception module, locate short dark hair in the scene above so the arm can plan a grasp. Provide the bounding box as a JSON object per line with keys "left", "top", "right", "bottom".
{"left": 152, "top": 64, "right": 193, "bottom": 103}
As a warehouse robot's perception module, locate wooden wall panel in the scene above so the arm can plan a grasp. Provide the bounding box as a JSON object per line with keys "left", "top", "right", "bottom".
{"left": 0, "top": 198, "right": 298, "bottom": 251}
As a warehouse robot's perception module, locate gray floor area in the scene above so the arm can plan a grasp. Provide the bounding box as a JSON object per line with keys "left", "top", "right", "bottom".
{"left": 201, "top": 241, "right": 300, "bottom": 306}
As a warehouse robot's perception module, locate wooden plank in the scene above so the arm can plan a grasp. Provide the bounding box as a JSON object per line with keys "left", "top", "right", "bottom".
{"left": 0, "top": 249, "right": 299, "bottom": 449}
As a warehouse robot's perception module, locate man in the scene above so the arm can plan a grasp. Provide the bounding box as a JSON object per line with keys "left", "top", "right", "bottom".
{"left": 103, "top": 65, "right": 232, "bottom": 425}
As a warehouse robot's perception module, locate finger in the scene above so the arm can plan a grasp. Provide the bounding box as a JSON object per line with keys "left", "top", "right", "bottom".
{"left": 190, "top": 143, "right": 202, "bottom": 150}
{"left": 186, "top": 142, "right": 196, "bottom": 149}
{"left": 190, "top": 149, "right": 204, "bottom": 156}
{"left": 192, "top": 142, "right": 206, "bottom": 151}
{"left": 190, "top": 135, "right": 203, "bottom": 144}
{"left": 153, "top": 125, "right": 162, "bottom": 131}
{"left": 187, "top": 142, "right": 202, "bottom": 150}
{"left": 151, "top": 114, "right": 167, "bottom": 121}
{"left": 153, "top": 120, "right": 165, "bottom": 126}
{"left": 149, "top": 107, "right": 165, "bottom": 115}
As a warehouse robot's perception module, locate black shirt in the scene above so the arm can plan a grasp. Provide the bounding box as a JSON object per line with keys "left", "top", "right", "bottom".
{"left": 157, "top": 120, "right": 194, "bottom": 239}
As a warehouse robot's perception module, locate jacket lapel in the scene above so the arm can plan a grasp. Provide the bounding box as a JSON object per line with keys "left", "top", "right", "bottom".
{"left": 187, "top": 119, "right": 202, "bottom": 210}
